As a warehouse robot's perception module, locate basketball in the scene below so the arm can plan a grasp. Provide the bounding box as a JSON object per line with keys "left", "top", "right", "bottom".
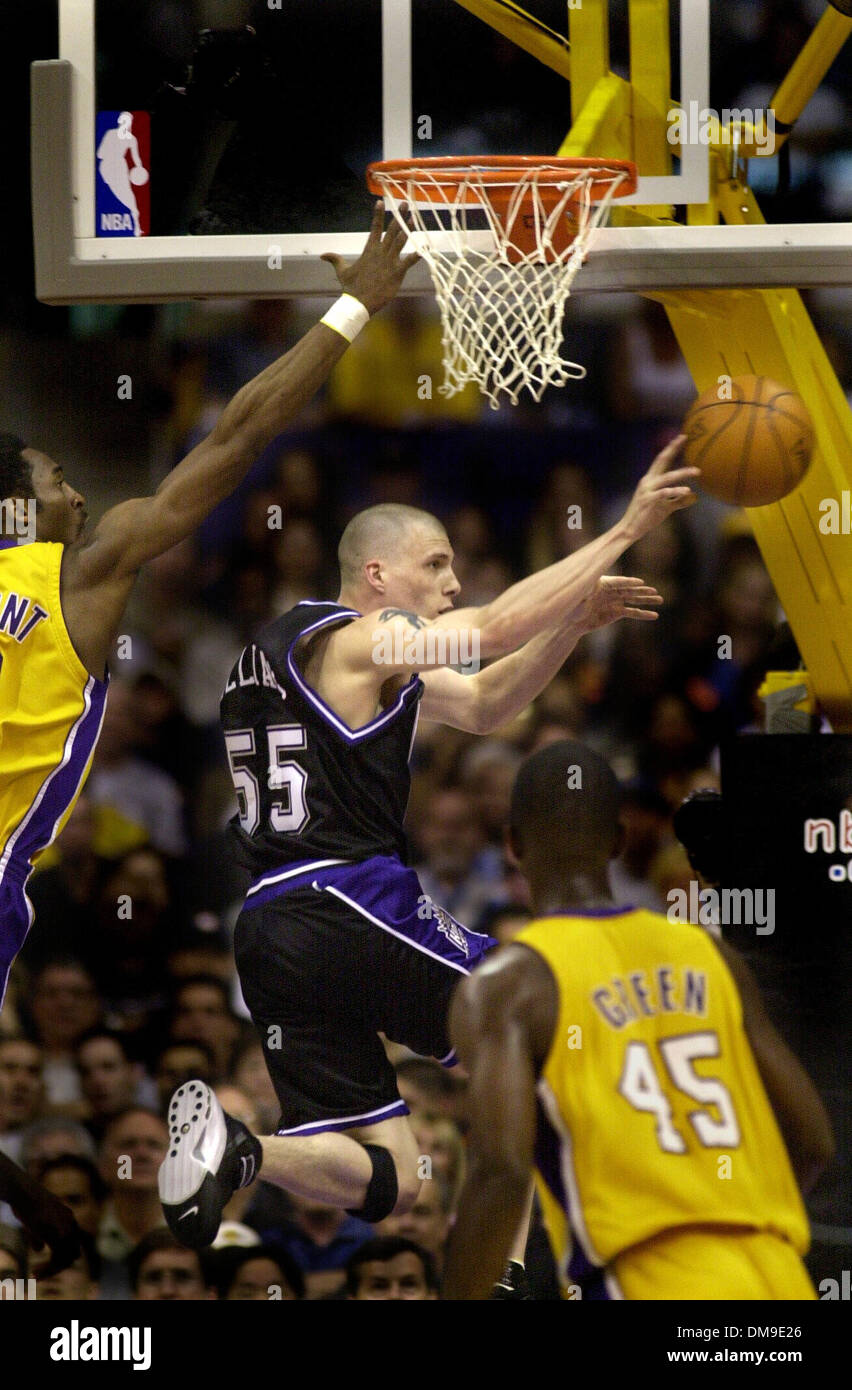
{"left": 129, "top": 166, "right": 149, "bottom": 186}
{"left": 682, "top": 375, "right": 814, "bottom": 507}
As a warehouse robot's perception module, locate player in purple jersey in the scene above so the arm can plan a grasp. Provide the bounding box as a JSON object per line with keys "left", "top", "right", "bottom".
{"left": 158, "top": 438, "right": 699, "bottom": 1262}
{"left": 0, "top": 204, "right": 416, "bottom": 1274}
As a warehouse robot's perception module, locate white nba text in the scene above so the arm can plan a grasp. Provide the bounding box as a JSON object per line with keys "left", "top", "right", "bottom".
{"left": 804, "top": 809, "right": 852, "bottom": 881}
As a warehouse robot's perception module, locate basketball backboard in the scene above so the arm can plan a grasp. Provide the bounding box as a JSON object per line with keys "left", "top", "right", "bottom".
{"left": 31, "top": 0, "right": 852, "bottom": 303}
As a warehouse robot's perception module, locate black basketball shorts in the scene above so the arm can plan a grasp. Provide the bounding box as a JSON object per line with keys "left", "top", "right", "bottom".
{"left": 234, "top": 854, "right": 497, "bottom": 1136}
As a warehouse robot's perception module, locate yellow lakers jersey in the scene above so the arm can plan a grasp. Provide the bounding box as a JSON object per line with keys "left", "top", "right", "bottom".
{"left": 515, "top": 908, "right": 809, "bottom": 1289}
{"left": 0, "top": 540, "right": 107, "bottom": 986}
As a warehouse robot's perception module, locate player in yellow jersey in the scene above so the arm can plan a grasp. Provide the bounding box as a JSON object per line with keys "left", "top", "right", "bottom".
{"left": 0, "top": 204, "right": 416, "bottom": 1269}
{"left": 442, "top": 741, "right": 835, "bottom": 1300}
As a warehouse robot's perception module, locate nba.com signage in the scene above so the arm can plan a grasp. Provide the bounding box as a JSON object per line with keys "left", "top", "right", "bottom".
{"left": 95, "top": 111, "right": 150, "bottom": 237}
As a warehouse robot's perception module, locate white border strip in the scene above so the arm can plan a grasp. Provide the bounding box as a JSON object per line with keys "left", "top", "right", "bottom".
{"left": 383, "top": 0, "right": 412, "bottom": 159}
{"left": 59, "top": 0, "right": 95, "bottom": 239}
{"left": 616, "top": 0, "right": 710, "bottom": 206}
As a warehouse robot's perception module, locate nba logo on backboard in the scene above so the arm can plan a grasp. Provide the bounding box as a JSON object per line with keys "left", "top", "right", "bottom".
{"left": 95, "top": 111, "right": 150, "bottom": 237}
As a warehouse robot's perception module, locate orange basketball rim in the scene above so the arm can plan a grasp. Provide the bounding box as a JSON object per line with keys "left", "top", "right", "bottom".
{"left": 367, "top": 156, "right": 637, "bottom": 260}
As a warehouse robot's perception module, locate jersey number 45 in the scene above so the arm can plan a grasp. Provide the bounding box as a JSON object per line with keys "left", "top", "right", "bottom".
{"left": 618, "top": 1033, "right": 741, "bottom": 1153}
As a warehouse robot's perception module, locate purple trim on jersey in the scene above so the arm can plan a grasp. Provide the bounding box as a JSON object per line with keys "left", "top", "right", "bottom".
{"left": 275, "top": 1097, "right": 409, "bottom": 1136}
{"left": 244, "top": 853, "right": 496, "bottom": 979}
{"left": 534, "top": 1093, "right": 568, "bottom": 1211}
{"left": 285, "top": 608, "right": 422, "bottom": 745}
{"left": 534, "top": 1092, "right": 612, "bottom": 1298}
{"left": 5, "top": 674, "right": 109, "bottom": 875}
{"left": 0, "top": 877, "right": 34, "bottom": 1009}
{"left": 0, "top": 539, "right": 20, "bottom": 551}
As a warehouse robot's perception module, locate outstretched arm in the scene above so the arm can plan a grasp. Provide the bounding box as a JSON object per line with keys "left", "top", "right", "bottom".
{"left": 71, "top": 203, "right": 417, "bottom": 584}
{"left": 329, "top": 436, "right": 696, "bottom": 680}
{"left": 0, "top": 1152, "right": 82, "bottom": 1277}
{"left": 420, "top": 575, "right": 662, "bottom": 732}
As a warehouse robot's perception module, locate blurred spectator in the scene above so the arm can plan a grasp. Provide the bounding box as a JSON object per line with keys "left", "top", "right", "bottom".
{"left": 639, "top": 695, "right": 708, "bottom": 795}
{"left": 167, "top": 940, "right": 235, "bottom": 985}
{"left": 87, "top": 681, "right": 187, "bottom": 857}
{"left": 30, "top": 1234, "right": 100, "bottom": 1301}
{"left": 22, "top": 797, "right": 104, "bottom": 970}
{"left": 395, "top": 1059, "right": 466, "bottom": 1124}
{"left": 414, "top": 787, "right": 501, "bottom": 925}
{"left": 154, "top": 1040, "right": 216, "bottom": 1116}
{"left": 26, "top": 961, "right": 102, "bottom": 1107}
{"left": 279, "top": 1193, "right": 373, "bottom": 1300}
{"left": 607, "top": 300, "right": 696, "bottom": 422}
{"left": 701, "top": 538, "right": 779, "bottom": 727}
{"left": 39, "top": 1157, "right": 107, "bottom": 1240}
{"left": 270, "top": 448, "right": 324, "bottom": 519}
{"left": 413, "top": 1115, "right": 467, "bottom": 1208}
{"left": 168, "top": 976, "right": 243, "bottom": 1079}
{"left": 270, "top": 517, "right": 333, "bottom": 611}
{"left": 97, "top": 1108, "right": 168, "bottom": 1266}
{"left": 459, "top": 741, "right": 523, "bottom": 848}
{"left": 214, "top": 1243, "right": 305, "bottom": 1301}
{"left": 130, "top": 1230, "right": 216, "bottom": 1301}
{"left": 130, "top": 671, "right": 199, "bottom": 791}
{"left": 609, "top": 783, "right": 672, "bottom": 912}
{"left": 649, "top": 841, "right": 696, "bottom": 913}
{"left": 345, "top": 1237, "right": 439, "bottom": 1301}
{"left": 526, "top": 463, "right": 602, "bottom": 570}
{"left": 375, "top": 1175, "right": 453, "bottom": 1272}
{"left": 92, "top": 849, "right": 175, "bottom": 1025}
{"left": 76, "top": 1030, "right": 152, "bottom": 1140}
{"left": 0, "top": 1038, "right": 45, "bottom": 1163}
{"left": 19, "top": 1119, "right": 97, "bottom": 1177}
{"left": 447, "top": 504, "right": 512, "bottom": 606}
{"left": 230, "top": 1038, "right": 280, "bottom": 1134}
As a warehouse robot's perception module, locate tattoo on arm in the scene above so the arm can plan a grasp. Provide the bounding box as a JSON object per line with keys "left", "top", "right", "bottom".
{"left": 378, "top": 608, "right": 427, "bottom": 629}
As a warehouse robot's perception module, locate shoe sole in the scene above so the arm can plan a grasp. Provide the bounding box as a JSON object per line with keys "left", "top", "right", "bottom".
{"left": 158, "top": 1080, "right": 227, "bottom": 1210}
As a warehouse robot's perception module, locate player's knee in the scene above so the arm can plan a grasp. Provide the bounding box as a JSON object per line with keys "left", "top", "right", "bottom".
{"left": 392, "top": 1173, "right": 423, "bottom": 1216}
{"left": 346, "top": 1143, "right": 404, "bottom": 1224}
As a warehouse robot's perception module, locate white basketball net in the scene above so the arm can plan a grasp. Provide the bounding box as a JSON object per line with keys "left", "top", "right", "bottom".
{"left": 373, "top": 163, "right": 631, "bottom": 410}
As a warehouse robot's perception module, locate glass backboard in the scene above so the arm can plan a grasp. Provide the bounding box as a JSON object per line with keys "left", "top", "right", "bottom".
{"left": 31, "top": 0, "right": 852, "bottom": 303}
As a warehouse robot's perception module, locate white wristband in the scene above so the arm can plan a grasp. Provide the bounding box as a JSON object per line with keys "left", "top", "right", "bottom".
{"left": 320, "top": 293, "right": 370, "bottom": 343}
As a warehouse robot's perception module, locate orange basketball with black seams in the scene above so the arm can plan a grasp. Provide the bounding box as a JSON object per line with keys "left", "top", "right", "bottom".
{"left": 682, "top": 375, "right": 815, "bottom": 506}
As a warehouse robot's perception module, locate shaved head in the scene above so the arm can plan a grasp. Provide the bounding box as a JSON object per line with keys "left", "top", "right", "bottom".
{"left": 338, "top": 504, "right": 445, "bottom": 588}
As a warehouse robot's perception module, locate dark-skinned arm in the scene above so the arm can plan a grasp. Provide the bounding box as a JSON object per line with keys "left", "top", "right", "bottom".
{"left": 71, "top": 203, "right": 417, "bottom": 584}
{"left": 0, "top": 1152, "right": 82, "bottom": 1276}
{"left": 715, "top": 938, "right": 835, "bottom": 1194}
{"left": 441, "top": 946, "right": 558, "bottom": 1300}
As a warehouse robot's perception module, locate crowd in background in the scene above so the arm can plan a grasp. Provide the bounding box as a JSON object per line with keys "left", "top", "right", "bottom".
{"left": 1, "top": 284, "right": 835, "bottom": 1299}
{"left": 1, "top": 0, "right": 850, "bottom": 1301}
